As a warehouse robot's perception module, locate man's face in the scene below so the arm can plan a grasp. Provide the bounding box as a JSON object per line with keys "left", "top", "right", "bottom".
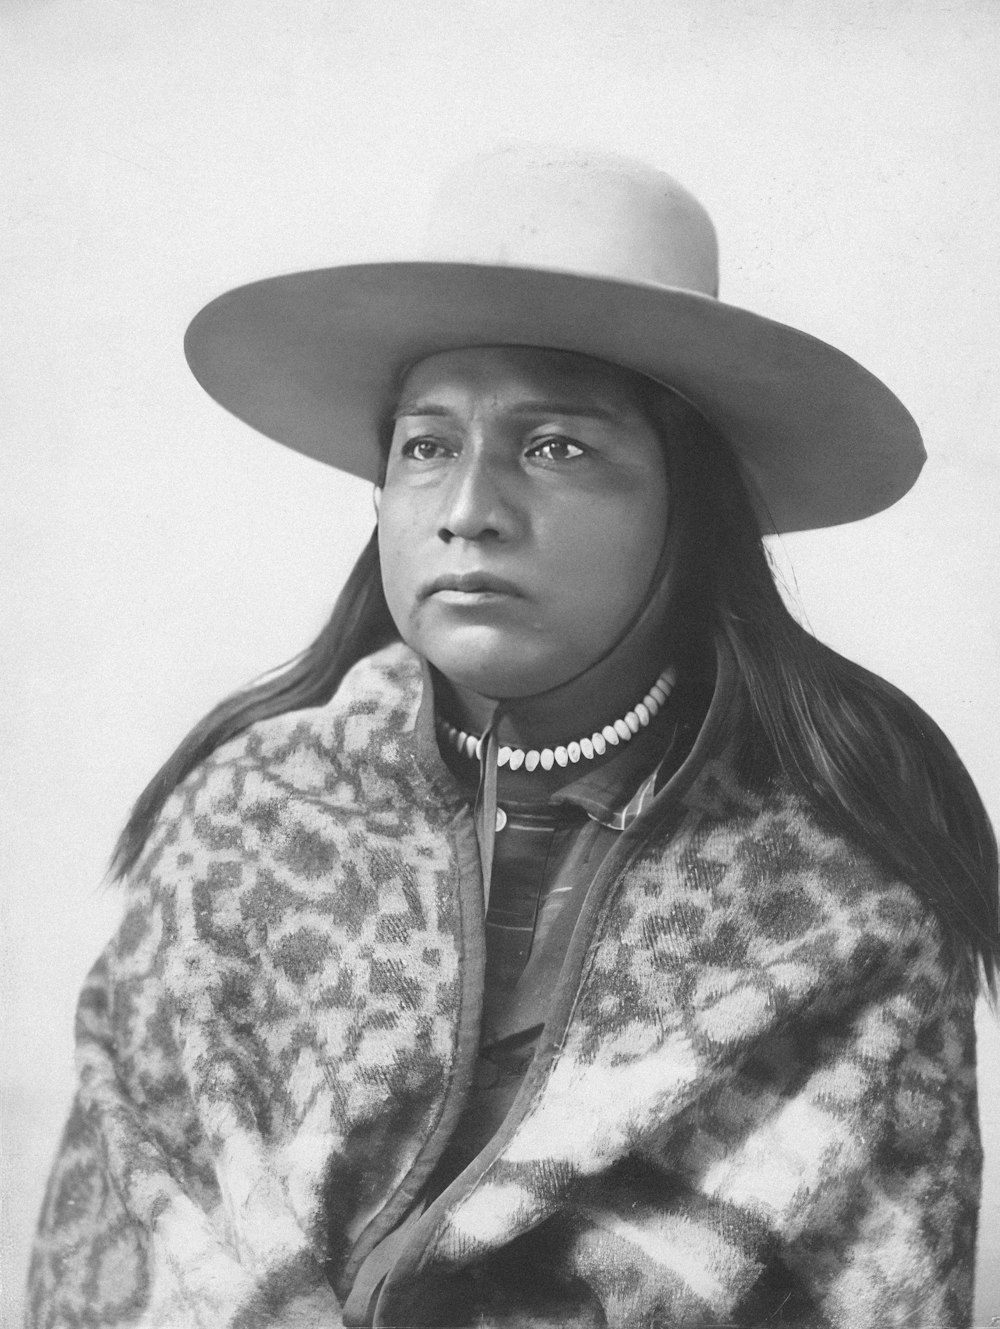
{"left": 376, "top": 346, "right": 670, "bottom": 699}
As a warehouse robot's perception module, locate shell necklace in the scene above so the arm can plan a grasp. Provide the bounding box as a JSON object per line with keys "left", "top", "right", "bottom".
{"left": 437, "top": 667, "right": 675, "bottom": 772}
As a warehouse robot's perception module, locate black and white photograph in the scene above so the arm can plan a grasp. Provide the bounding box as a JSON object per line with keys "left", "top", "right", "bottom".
{"left": 4, "top": 3, "right": 999, "bottom": 1325}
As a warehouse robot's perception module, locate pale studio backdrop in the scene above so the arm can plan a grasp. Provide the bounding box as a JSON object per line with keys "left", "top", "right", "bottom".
{"left": 2, "top": 1, "right": 998, "bottom": 1322}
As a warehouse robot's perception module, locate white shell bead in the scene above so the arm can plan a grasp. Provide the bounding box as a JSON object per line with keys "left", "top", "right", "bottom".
{"left": 438, "top": 665, "right": 674, "bottom": 772}
{"left": 495, "top": 807, "right": 508, "bottom": 831}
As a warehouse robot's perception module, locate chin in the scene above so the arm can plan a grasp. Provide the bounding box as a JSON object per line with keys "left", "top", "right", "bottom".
{"left": 422, "top": 640, "right": 562, "bottom": 701}
{"left": 436, "top": 662, "right": 550, "bottom": 701}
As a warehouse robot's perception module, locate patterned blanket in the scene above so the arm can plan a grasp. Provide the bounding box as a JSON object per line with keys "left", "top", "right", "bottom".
{"left": 27, "top": 642, "right": 981, "bottom": 1328}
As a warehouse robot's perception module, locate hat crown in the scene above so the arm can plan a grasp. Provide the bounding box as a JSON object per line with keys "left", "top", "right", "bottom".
{"left": 422, "top": 148, "right": 719, "bottom": 296}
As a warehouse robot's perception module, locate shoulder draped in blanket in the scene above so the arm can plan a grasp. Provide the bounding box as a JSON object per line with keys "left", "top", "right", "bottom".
{"left": 27, "top": 642, "right": 982, "bottom": 1328}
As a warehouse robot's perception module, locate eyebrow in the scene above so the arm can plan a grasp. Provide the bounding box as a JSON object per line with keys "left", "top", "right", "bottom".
{"left": 392, "top": 400, "right": 624, "bottom": 423}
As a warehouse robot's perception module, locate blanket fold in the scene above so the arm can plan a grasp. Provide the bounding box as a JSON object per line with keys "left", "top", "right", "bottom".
{"left": 26, "top": 643, "right": 982, "bottom": 1329}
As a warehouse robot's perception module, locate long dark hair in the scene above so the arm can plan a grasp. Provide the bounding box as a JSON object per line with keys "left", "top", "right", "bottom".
{"left": 112, "top": 382, "right": 998, "bottom": 994}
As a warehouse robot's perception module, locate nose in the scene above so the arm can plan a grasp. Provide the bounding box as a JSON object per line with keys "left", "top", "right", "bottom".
{"left": 438, "top": 449, "right": 518, "bottom": 544}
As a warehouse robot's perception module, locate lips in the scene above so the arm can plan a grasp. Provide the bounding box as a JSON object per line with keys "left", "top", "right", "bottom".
{"left": 421, "top": 571, "right": 525, "bottom": 599}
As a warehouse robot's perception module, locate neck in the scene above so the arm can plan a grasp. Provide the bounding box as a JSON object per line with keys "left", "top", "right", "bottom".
{"left": 435, "top": 618, "right": 672, "bottom": 747}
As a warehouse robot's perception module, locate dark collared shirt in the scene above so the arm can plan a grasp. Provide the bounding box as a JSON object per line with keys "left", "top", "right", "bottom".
{"left": 426, "top": 692, "right": 699, "bottom": 1192}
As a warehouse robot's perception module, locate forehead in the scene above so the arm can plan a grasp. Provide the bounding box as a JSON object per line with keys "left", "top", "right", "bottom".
{"left": 395, "top": 346, "right": 651, "bottom": 417}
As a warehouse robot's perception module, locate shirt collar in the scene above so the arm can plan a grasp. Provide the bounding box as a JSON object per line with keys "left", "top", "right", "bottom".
{"left": 547, "top": 711, "right": 688, "bottom": 829}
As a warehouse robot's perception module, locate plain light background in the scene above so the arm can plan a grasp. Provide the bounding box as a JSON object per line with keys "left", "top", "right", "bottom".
{"left": 3, "top": 1, "right": 998, "bottom": 1323}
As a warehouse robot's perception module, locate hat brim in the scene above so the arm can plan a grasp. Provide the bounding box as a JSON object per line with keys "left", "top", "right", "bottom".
{"left": 183, "top": 262, "right": 924, "bottom": 534}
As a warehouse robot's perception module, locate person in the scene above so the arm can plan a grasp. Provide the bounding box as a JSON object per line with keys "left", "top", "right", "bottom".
{"left": 26, "top": 149, "right": 998, "bottom": 1329}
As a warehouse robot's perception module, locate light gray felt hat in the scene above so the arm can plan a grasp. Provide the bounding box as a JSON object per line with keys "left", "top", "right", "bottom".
{"left": 184, "top": 148, "right": 924, "bottom": 534}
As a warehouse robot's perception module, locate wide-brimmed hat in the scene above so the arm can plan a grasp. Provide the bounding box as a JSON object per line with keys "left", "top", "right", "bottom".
{"left": 184, "top": 148, "right": 924, "bottom": 534}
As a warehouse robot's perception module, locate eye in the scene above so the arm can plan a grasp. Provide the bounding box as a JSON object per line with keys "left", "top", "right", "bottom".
{"left": 526, "top": 436, "right": 585, "bottom": 462}
{"left": 399, "top": 436, "right": 453, "bottom": 461}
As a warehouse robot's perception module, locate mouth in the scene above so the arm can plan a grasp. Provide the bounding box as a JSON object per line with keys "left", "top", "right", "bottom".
{"left": 422, "top": 572, "right": 525, "bottom": 601}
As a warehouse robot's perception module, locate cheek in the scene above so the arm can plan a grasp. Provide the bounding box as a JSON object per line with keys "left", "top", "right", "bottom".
{"left": 376, "top": 506, "right": 418, "bottom": 623}
{"left": 546, "top": 489, "right": 666, "bottom": 617}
